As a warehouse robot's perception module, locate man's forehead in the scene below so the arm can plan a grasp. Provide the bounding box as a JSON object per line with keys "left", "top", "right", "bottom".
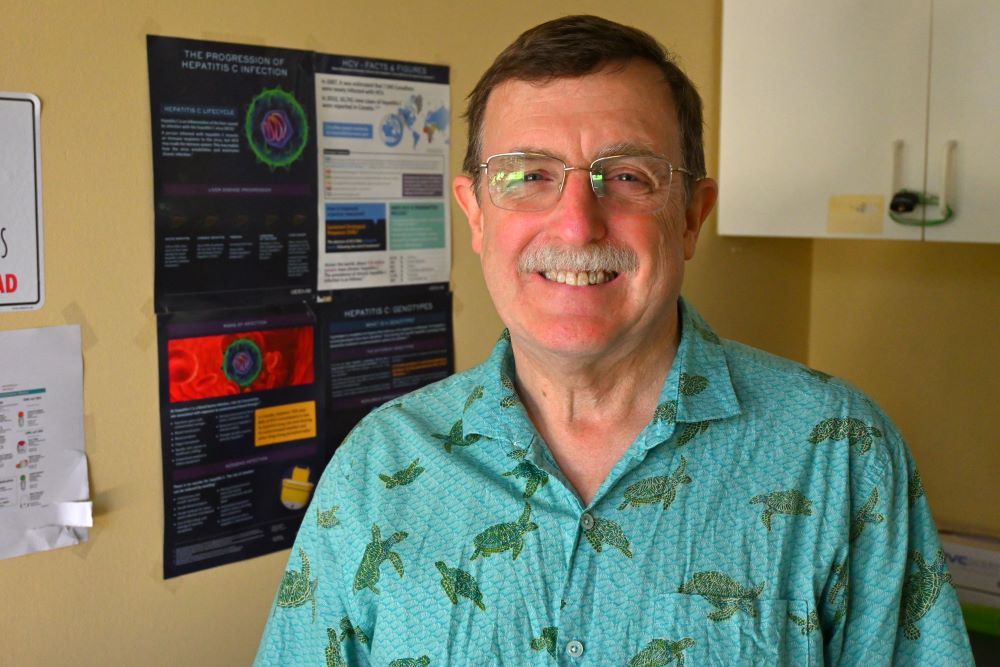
{"left": 480, "top": 61, "right": 679, "bottom": 156}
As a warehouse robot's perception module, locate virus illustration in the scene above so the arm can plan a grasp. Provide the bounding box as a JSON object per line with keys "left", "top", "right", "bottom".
{"left": 245, "top": 87, "right": 309, "bottom": 169}
{"left": 222, "top": 338, "right": 264, "bottom": 388}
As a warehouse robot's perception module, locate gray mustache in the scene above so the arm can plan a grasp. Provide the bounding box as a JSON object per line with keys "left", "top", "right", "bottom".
{"left": 518, "top": 244, "right": 638, "bottom": 274}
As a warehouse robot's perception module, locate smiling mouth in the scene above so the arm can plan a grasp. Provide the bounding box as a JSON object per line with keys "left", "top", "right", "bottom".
{"left": 540, "top": 270, "right": 618, "bottom": 286}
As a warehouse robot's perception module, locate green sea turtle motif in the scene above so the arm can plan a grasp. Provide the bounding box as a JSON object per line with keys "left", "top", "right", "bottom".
{"left": 654, "top": 400, "right": 678, "bottom": 424}
{"left": 276, "top": 547, "right": 318, "bottom": 621}
{"left": 619, "top": 456, "right": 692, "bottom": 511}
{"left": 804, "top": 368, "right": 833, "bottom": 383}
{"left": 900, "top": 549, "right": 952, "bottom": 640}
{"left": 908, "top": 469, "right": 925, "bottom": 507}
{"left": 317, "top": 505, "right": 340, "bottom": 528}
{"left": 500, "top": 328, "right": 511, "bottom": 342}
{"left": 464, "top": 385, "right": 485, "bottom": 411}
{"left": 584, "top": 516, "right": 633, "bottom": 558}
{"left": 379, "top": 458, "right": 426, "bottom": 489}
{"left": 436, "top": 560, "right": 486, "bottom": 611}
{"left": 828, "top": 558, "right": 849, "bottom": 622}
{"left": 338, "top": 616, "right": 368, "bottom": 644}
{"left": 627, "top": 637, "right": 696, "bottom": 667}
{"left": 693, "top": 320, "right": 720, "bottom": 344}
{"left": 471, "top": 502, "right": 538, "bottom": 561}
{"left": 388, "top": 656, "right": 430, "bottom": 667}
{"left": 750, "top": 489, "right": 814, "bottom": 532}
{"left": 353, "top": 524, "right": 408, "bottom": 594}
{"left": 788, "top": 610, "right": 820, "bottom": 635}
{"left": 503, "top": 459, "right": 549, "bottom": 498}
{"left": 849, "top": 488, "right": 885, "bottom": 542}
{"left": 325, "top": 627, "right": 346, "bottom": 667}
{"left": 500, "top": 370, "right": 519, "bottom": 408}
{"left": 508, "top": 446, "right": 529, "bottom": 461}
{"left": 676, "top": 421, "right": 710, "bottom": 447}
{"left": 431, "top": 419, "right": 482, "bottom": 453}
{"left": 808, "top": 417, "right": 883, "bottom": 454}
{"left": 678, "top": 571, "right": 766, "bottom": 621}
{"left": 679, "top": 373, "right": 709, "bottom": 396}
{"left": 530, "top": 626, "right": 558, "bottom": 656}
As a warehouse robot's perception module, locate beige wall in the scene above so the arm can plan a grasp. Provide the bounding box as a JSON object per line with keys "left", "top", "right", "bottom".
{"left": 809, "top": 240, "right": 1000, "bottom": 535}
{"left": 0, "top": 1, "right": 989, "bottom": 665}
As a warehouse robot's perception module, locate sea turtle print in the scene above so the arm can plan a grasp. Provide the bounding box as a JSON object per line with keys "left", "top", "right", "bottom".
{"left": 908, "top": 469, "right": 925, "bottom": 507}
{"left": 317, "top": 505, "right": 340, "bottom": 528}
{"left": 788, "top": 610, "right": 820, "bottom": 635}
{"left": 654, "top": 400, "right": 678, "bottom": 424}
{"left": 679, "top": 373, "right": 709, "bottom": 396}
{"left": 431, "top": 420, "right": 481, "bottom": 454}
{"left": 471, "top": 502, "right": 538, "bottom": 561}
{"left": 338, "top": 616, "right": 368, "bottom": 644}
{"left": 583, "top": 516, "right": 633, "bottom": 558}
{"left": 804, "top": 367, "right": 833, "bottom": 383}
{"left": 388, "top": 656, "right": 430, "bottom": 667}
{"left": 619, "top": 456, "right": 692, "bottom": 511}
{"left": 379, "top": 458, "right": 426, "bottom": 489}
{"left": 276, "top": 547, "right": 318, "bottom": 622}
{"left": 900, "top": 549, "right": 952, "bottom": 640}
{"left": 325, "top": 627, "right": 346, "bottom": 667}
{"left": 828, "top": 558, "right": 849, "bottom": 622}
{"left": 693, "top": 320, "right": 720, "bottom": 344}
{"left": 530, "top": 627, "right": 558, "bottom": 656}
{"left": 849, "top": 488, "right": 885, "bottom": 542}
{"left": 502, "top": 458, "right": 549, "bottom": 499}
{"left": 464, "top": 385, "right": 485, "bottom": 412}
{"left": 436, "top": 561, "right": 486, "bottom": 611}
{"left": 500, "top": 370, "right": 519, "bottom": 408}
{"left": 627, "top": 637, "right": 695, "bottom": 667}
{"left": 508, "top": 446, "right": 529, "bottom": 461}
{"left": 808, "top": 417, "right": 883, "bottom": 454}
{"left": 353, "top": 524, "right": 408, "bottom": 594}
{"left": 749, "top": 489, "right": 814, "bottom": 532}
{"left": 676, "top": 421, "right": 710, "bottom": 447}
{"left": 678, "top": 571, "right": 766, "bottom": 621}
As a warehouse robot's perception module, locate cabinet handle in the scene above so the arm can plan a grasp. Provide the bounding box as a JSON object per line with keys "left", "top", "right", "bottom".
{"left": 940, "top": 140, "right": 957, "bottom": 215}
{"left": 892, "top": 139, "right": 904, "bottom": 194}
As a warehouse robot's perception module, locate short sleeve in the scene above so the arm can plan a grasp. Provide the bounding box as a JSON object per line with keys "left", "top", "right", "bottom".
{"left": 822, "top": 415, "right": 974, "bottom": 665}
{"left": 254, "top": 454, "right": 371, "bottom": 667}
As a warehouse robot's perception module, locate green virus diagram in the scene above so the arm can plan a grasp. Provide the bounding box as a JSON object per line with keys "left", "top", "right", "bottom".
{"left": 222, "top": 338, "right": 264, "bottom": 388}
{"left": 244, "top": 87, "right": 309, "bottom": 169}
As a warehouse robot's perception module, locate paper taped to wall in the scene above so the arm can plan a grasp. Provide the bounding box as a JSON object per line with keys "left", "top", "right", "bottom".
{"left": 0, "top": 325, "right": 90, "bottom": 561}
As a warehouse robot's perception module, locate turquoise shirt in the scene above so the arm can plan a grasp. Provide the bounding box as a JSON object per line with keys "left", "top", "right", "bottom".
{"left": 256, "top": 301, "right": 973, "bottom": 666}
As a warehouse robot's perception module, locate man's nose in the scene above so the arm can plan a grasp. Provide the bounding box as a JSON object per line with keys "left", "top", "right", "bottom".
{"left": 549, "top": 169, "right": 608, "bottom": 244}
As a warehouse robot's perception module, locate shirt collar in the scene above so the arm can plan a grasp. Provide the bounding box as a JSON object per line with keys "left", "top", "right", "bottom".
{"left": 463, "top": 298, "right": 741, "bottom": 447}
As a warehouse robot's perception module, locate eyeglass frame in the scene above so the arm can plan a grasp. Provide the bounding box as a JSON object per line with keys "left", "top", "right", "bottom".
{"left": 476, "top": 151, "right": 701, "bottom": 213}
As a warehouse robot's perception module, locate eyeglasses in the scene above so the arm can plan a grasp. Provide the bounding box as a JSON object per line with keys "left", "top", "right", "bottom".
{"left": 478, "top": 152, "right": 695, "bottom": 214}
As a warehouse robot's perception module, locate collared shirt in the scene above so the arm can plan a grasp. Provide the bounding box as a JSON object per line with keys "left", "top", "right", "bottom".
{"left": 255, "top": 300, "right": 973, "bottom": 666}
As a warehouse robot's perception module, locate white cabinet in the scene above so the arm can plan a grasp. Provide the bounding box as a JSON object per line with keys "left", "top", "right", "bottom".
{"left": 718, "top": 0, "right": 1000, "bottom": 243}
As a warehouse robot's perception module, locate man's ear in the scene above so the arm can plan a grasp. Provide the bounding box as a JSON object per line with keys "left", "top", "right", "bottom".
{"left": 454, "top": 175, "right": 484, "bottom": 255}
{"left": 682, "top": 177, "right": 718, "bottom": 260}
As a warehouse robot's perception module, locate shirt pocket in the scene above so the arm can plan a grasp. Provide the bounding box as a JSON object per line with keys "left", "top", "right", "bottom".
{"left": 633, "top": 593, "right": 817, "bottom": 667}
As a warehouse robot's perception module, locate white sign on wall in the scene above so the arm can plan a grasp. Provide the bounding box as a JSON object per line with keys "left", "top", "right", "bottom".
{"left": 0, "top": 93, "right": 44, "bottom": 311}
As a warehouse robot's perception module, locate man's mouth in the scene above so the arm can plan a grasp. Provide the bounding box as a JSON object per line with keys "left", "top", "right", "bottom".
{"left": 540, "top": 270, "right": 618, "bottom": 286}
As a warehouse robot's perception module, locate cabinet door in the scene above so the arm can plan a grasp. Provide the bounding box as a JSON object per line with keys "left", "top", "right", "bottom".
{"left": 719, "top": 0, "right": 928, "bottom": 239}
{"left": 923, "top": 0, "right": 1000, "bottom": 243}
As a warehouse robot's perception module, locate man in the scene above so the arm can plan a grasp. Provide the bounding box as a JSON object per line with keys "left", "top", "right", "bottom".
{"left": 257, "top": 16, "right": 973, "bottom": 665}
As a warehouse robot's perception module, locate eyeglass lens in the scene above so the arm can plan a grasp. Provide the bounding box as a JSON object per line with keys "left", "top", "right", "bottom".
{"left": 485, "top": 154, "right": 674, "bottom": 213}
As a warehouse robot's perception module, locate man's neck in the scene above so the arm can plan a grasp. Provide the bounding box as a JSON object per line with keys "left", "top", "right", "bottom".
{"left": 508, "top": 314, "right": 681, "bottom": 505}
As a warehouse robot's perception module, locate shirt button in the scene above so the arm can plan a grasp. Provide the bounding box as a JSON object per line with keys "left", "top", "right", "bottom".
{"left": 580, "top": 513, "right": 595, "bottom": 530}
{"left": 566, "top": 640, "right": 585, "bottom": 657}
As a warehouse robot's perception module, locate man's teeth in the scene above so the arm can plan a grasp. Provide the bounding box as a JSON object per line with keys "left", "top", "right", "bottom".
{"left": 541, "top": 270, "right": 615, "bottom": 285}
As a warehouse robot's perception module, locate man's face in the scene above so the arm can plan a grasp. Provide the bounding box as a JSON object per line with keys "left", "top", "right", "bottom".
{"left": 454, "top": 60, "right": 717, "bottom": 363}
